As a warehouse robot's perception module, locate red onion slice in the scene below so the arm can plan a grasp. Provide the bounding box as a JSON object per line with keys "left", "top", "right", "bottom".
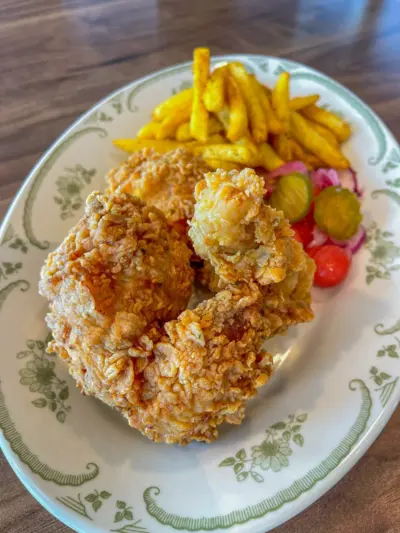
{"left": 311, "top": 168, "right": 340, "bottom": 189}
{"left": 308, "top": 226, "right": 328, "bottom": 248}
{"left": 330, "top": 225, "right": 366, "bottom": 254}
{"left": 337, "top": 168, "right": 363, "bottom": 198}
{"left": 267, "top": 161, "right": 308, "bottom": 180}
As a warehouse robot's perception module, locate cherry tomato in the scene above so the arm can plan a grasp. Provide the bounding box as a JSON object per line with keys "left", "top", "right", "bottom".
{"left": 291, "top": 220, "right": 313, "bottom": 248}
{"left": 307, "top": 245, "right": 322, "bottom": 258}
{"left": 312, "top": 244, "right": 351, "bottom": 287}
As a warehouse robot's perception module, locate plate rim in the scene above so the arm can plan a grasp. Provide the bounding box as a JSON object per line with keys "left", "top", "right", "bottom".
{"left": 0, "top": 54, "right": 399, "bottom": 533}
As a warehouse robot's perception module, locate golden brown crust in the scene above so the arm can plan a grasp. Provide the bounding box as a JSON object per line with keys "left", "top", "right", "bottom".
{"left": 106, "top": 148, "right": 210, "bottom": 224}
{"left": 39, "top": 191, "right": 194, "bottom": 365}
{"left": 189, "top": 168, "right": 304, "bottom": 285}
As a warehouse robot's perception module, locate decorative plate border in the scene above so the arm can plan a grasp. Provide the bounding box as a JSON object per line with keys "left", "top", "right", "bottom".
{"left": 0, "top": 55, "right": 398, "bottom": 533}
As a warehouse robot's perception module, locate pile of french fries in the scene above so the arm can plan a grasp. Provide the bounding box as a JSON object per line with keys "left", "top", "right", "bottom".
{"left": 114, "top": 48, "right": 352, "bottom": 172}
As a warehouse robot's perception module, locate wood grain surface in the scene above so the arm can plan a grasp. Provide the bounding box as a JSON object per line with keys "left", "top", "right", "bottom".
{"left": 1, "top": 0, "right": 399, "bottom": 531}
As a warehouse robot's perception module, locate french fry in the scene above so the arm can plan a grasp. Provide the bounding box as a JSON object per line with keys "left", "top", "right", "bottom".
{"left": 190, "top": 47, "right": 210, "bottom": 142}
{"left": 176, "top": 117, "right": 223, "bottom": 141}
{"left": 258, "top": 142, "right": 285, "bottom": 171}
{"left": 152, "top": 88, "right": 193, "bottom": 122}
{"left": 204, "top": 159, "right": 241, "bottom": 171}
{"left": 201, "top": 133, "right": 226, "bottom": 144}
{"left": 228, "top": 62, "right": 267, "bottom": 143}
{"left": 291, "top": 111, "right": 350, "bottom": 169}
{"left": 301, "top": 105, "right": 351, "bottom": 142}
{"left": 137, "top": 122, "right": 161, "bottom": 140}
{"left": 113, "top": 139, "right": 190, "bottom": 153}
{"left": 208, "top": 116, "right": 224, "bottom": 135}
{"left": 235, "top": 136, "right": 261, "bottom": 165}
{"left": 157, "top": 111, "right": 191, "bottom": 140}
{"left": 203, "top": 66, "right": 227, "bottom": 113}
{"left": 195, "top": 144, "right": 258, "bottom": 166}
{"left": 250, "top": 78, "right": 282, "bottom": 135}
{"left": 226, "top": 74, "right": 248, "bottom": 141}
{"left": 176, "top": 122, "right": 192, "bottom": 141}
{"left": 289, "top": 140, "right": 324, "bottom": 169}
{"left": 272, "top": 133, "right": 292, "bottom": 161}
{"left": 290, "top": 94, "right": 319, "bottom": 110}
{"left": 305, "top": 119, "right": 339, "bottom": 147}
{"left": 272, "top": 72, "right": 290, "bottom": 132}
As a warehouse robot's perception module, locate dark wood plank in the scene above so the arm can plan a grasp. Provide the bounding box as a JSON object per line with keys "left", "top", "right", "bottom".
{"left": 0, "top": 0, "right": 399, "bottom": 531}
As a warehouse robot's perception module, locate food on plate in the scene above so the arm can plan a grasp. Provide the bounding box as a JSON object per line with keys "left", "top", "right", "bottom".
{"left": 225, "top": 73, "right": 249, "bottom": 141}
{"left": 290, "top": 111, "right": 350, "bottom": 169}
{"left": 272, "top": 71, "right": 290, "bottom": 132}
{"left": 309, "top": 244, "right": 351, "bottom": 287}
{"left": 269, "top": 172, "right": 313, "bottom": 223}
{"left": 313, "top": 186, "right": 362, "bottom": 240}
{"left": 203, "top": 66, "right": 227, "bottom": 113}
{"left": 114, "top": 47, "right": 352, "bottom": 172}
{"left": 152, "top": 87, "right": 193, "bottom": 121}
{"left": 40, "top": 167, "right": 316, "bottom": 445}
{"left": 106, "top": 148, "right": 210, "bottom": 224}
{"left": 290, "top": 94, "right": 319, "bottom": 110}
{"left": 190, "top": 47, "right": 210, "bottom": 142}
{"left": 39, "top": 47, "right": 366, "bottom": 445}
{"left": 189, "top": 168, "right": 306, "bottom": 286}
{"left": 301, "top": 104, "right": 352, "bottom": 142}
{"left": 228, "top": 62, "right": 268, "bottom": 142}
{"left": 39, "top": 191, "right": 194, "bottom": 374}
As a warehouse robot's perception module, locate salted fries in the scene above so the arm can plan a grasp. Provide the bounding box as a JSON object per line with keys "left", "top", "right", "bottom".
{"left": 114, "top": 47, "right": 352, "bottom": 171}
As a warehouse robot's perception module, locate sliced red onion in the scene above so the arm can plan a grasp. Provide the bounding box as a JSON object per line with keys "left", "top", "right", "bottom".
{"left": 267, "top": 161, "right": 308, "bottom": 180}
{"left": 311, "top": 168, "right": 340, "bottom": 189}
{"left": 308, "top": 226, "right": 328, "bottom": 248}
{"left": 337, "top": 168, "right": 363, "bottom": 198}
{"left": 330, "top": 225, "right": 366, "bottom": 254}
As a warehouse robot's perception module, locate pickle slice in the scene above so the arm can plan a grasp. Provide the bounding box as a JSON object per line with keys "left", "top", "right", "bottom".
{"left": 269, "top": 172, "right": 313, "bottom": 222}
{"left": 314, "top": 186, "right": 362, "bottom": 240}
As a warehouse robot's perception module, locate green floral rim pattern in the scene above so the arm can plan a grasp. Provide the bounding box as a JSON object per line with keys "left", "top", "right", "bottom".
{"left": 53, "top": 164, "right": 96, "bottom": 220}
{"left": 143, "top": 380, "right": 371, "bottom": 531}
{"left": 365, "top": 222, "right": 400, "bottom": 284}
{"left": 57, "top": 489, "right": 148, "bottom": 532}
{"left": 17, "top": 335, "right": 71, "bottom": 423}
{"left": 23, "top": 127, "right": 107, "bottom": 249}
{"left": 0, "top": 280, "right": 99, "bottom": 486}
{"left": 219, "top": 413, "right": 307, "bottom": 483}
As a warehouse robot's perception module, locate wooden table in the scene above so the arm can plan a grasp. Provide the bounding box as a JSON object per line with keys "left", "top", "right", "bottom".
{"left": 1, "top": 0, "right": 400, "bottom": 531}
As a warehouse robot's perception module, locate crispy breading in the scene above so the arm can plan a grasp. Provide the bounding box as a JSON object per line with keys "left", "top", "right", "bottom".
{"left": 106, "top": 148, "right": 210, "bottom": 224}
{"left": 40, "top": 170, "right": 315, "bottom": 446}
{"left": 39, "top": 191, "right": 194, "bottom": 366}
{"left": 189, "top": 168, "right": 305, "bottom": 285}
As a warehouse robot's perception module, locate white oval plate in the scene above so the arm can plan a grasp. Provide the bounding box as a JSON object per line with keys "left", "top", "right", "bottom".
{"left": 0, "top": 55, "right": 399, "bottom": 533}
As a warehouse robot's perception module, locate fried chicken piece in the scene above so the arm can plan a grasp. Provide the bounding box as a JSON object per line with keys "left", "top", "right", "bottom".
{"left": 189, "top": 168, "right": 305, "bottom": 286}
{"left": 190, "top": 168, "right": 315, "bottom": 329}
{"left": 106, "top": 148, "right": 210, "bottom": 224}
{"left": 39, "top": 191, "right": 194, "bottom": 367}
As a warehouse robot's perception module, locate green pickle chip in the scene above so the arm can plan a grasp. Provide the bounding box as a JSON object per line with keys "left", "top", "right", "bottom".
{"left": 269, "top": 172, "right": 313, "bottom": 223}
{"left": 314, "top": 186, "right": 362, "bottom": 241}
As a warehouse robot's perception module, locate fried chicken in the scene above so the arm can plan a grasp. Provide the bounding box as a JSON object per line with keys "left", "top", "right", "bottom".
{"left": 189, "top": 168, "right": 305, "bottom": 286}
{"left": 106, "top": 148, "right": 210, "bottom": 225}
{"left": 39, "top": 191, "right": 194, "bottom": 368}
{"left": 40, "top": 169, "right": 314, "bottom": 446}
{"left": 190, "top": 168, "right": 315, "bottom": 328}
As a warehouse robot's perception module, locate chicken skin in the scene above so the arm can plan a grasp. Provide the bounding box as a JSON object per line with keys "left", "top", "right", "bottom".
{"left": 40, "top": 168, "right": 314, "bottom": 445}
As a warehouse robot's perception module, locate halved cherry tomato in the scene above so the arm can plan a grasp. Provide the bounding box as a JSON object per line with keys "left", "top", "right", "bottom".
{"left": 307, "top": 245, "right": 322, "bottom": 258}
{"left": 291, "top": 220, "right": 313, "bottom": 248}
{"left": 312, "top": 244, "right": 351, "bottom": 287}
